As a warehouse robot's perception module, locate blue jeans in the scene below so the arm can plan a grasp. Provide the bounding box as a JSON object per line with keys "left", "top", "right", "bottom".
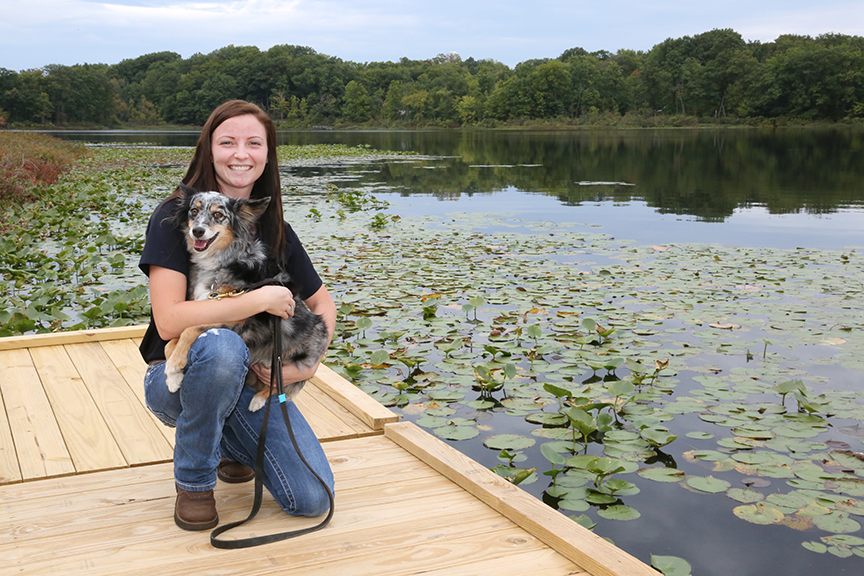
{"left": 143, "top": 328, "right": 334, "bottom": 517}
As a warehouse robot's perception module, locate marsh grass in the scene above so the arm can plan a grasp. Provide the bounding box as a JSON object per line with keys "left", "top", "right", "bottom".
{"left": 0, "top": 132, "right": 91, "bottom": 205}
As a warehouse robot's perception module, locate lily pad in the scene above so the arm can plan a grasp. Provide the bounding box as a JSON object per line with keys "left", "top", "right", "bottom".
{"left": 597, "top": 504, "right": 641, "bottom": 521}
{"left": 687, "top": 476, "right": 731, "bottom": 493}
{"left": 483, "top": 433, "right": 536, "bottom": 451}
{"left": 637, "top": 467, "right": 686, "bottom": 483}
{"left": 650, "top": 555, "right": 692, "bottom": 576}
{"left": 433, "top": 424, "right": 479, "bottom": 441}
{"left": 727, "top": 488, "right": 765, "bottom": 503}
{"left": 558, "top": 498, "right": 591, "bottom": 512}
{"left": 733, "top": 504, "right": 784, "bottom": 525}
{"left": 802, "top": 541, "right": 827, "bottom": 554}
{"left": 812, "top": 512, "right": 862, "bottom": 534}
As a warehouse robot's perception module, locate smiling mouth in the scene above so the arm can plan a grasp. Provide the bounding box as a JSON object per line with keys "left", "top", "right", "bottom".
{"left": 193, "top": 233, "right": 218, "bottom": 252}
{"left": 230, "top": 166, "right": 252, "bottom": 172}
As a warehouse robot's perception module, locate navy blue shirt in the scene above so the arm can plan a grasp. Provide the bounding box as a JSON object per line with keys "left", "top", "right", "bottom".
{"left": 137, "top": 198, "right": 322, "bottom": 363}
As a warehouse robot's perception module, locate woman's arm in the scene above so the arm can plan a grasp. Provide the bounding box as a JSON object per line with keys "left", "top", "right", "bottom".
{"left": 250, "top": 283, "right": 337, "bottom": 386}
{"left": 149, "top": 265, "right": 298, "bottom": 341}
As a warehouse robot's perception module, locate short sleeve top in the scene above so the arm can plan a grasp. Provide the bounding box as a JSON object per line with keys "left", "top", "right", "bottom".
{"left": 137, "top": 197, "right": 323, "bottom": 363}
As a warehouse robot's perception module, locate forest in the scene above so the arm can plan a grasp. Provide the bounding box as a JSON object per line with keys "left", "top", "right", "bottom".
{"left": 2, "top": 28, "right": 864, "bottom": 128}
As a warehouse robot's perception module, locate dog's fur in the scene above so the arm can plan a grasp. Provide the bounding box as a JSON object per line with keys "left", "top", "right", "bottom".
{"left": 162, "top": 184, "right": 329, "bottom": 412}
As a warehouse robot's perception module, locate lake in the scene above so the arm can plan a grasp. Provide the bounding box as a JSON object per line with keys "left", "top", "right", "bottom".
{"left": 53, "top": 127, "right": 864, "bottom": 250}
{"left": 50, "top": 127, "right": 864, "bottom": 576}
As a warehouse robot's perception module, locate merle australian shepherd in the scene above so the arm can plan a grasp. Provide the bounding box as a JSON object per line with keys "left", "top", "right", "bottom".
{"left": 162, "top": 184, "right": 329, "bottom": 412}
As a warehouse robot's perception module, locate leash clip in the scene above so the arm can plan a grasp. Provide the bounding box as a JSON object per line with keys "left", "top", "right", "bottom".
{"left": 208, "top": 289, "right": 247, "bottom": 300}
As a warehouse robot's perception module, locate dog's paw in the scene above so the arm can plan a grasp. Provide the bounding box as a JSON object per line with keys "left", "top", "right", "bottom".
{"left": 248, "top": 393, "right": 268, "bottom": 412}
{"left": 165, "top": 369, "right": 183, "bottom": 393}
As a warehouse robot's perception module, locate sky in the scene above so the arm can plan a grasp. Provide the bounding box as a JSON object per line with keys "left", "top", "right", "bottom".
{"left": 2, "top": 0, "right": 864, "bottom": 71}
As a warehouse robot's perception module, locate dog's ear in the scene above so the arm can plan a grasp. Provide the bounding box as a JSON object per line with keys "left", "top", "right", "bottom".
{"left": 237, "top": 197, "right": 271, "bottom": 227}
{"left": 177, "top": 182, "right": 198, "bottom": 198}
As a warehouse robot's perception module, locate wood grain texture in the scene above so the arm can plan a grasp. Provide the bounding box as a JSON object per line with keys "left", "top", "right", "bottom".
{"left": 99, "top": 339, "right": 175, "bottom": 447}
{"left": 385, "top": 421, "right": 660, "bottom": 576}
{"left": 0, "top": 385, "right": 22, "bottom": 484}
{"left": 0, "top": 325, "right": 148, "bottom": 351}
{"left": 0, "top": 436, "right": 586, "bottom": 576}
{"left": 29, "top": 345, "right": 128, "bottom": 473}
{"left": 0, "top": 349, "right": 74, "bottom": 480}
{"left": 64, "top": 342, "right": 173, "bottom": 465}
{"left": 311, "top": 364, "right": 399, "bottom": 430}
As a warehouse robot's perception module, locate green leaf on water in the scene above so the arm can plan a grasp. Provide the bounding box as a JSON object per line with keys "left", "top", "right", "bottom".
{"left": 686, "top": 476, "right": 731, "bottom": 493}
{"left": 641, "top": 428, "right": 678, "bottom": 447}
{"left": 650, "top": 555, "right": 692, "bottom": 576}
{"left": 733, "top": 503, "right": 784, "bottom": 525}
{"left": 558, "top": 498, "right": 590, "bottom": 512}
{"left": 802, "top": 541, "right": 828, "bottom": 554}
{"left": 433, "top": 425, "right": 479, "bottom": 441}
{"left": 570, "top": 514, "right": 597, "bottom": 530}
{"left": 598, "top": 504, "right": 641, "bottom": 521}
{"left": 607, "top": 380, "right": 635, "bottom": 397}
{"left": 637, "top": 467, "right": 685, "bottom": 483}
{"left": 540, "top": 443, "right": 567, "bottom": 466}
{"left": 726, "top": 488, "right": 765, "bottom": 503}
{"left": 483, "top": 433, "right": 536, "bottom": 451}
{"left": 836, "top": 498, "right": 864, "bottom": 516}
{"left": 812, "top": 512, "right": 862, "bottom": 534}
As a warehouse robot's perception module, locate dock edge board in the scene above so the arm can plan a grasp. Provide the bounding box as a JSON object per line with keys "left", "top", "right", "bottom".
{"left": 385, "top": 421, "right": 660, "bottom": 576}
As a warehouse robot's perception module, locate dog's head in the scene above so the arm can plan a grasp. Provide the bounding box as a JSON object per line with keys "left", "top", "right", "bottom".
{"left": 174, "top": 183, "right": 271, "bottom": 257}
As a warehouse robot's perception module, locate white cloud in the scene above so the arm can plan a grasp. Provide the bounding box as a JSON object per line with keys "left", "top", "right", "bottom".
{"left": 2, "top": 0, "right": 864, "bottom": 70}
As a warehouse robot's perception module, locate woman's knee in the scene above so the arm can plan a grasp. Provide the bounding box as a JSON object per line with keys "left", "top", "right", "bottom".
{"left": 278, "top": 480, "right": 334, "bottom": 517}
{"left": 187, "top": 328, "right": 249, "bottom": 383}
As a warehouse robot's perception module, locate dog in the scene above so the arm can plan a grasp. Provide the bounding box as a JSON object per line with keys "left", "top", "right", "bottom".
{"left": 162, "top": 184, "right": 329, "bottom": 412}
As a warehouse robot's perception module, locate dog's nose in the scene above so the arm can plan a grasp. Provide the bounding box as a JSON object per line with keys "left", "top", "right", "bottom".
{"left": 192, "top": 227, "right": 206, "bottom": 238}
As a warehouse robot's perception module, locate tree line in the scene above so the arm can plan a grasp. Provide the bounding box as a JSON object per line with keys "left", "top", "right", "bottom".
{"left": 2, "top": 29, "right": 864, "bottom": 128}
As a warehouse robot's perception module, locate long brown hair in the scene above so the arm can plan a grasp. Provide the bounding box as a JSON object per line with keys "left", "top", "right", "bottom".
{"left": 170, "top": 100, "right": 286, "bottom": 261}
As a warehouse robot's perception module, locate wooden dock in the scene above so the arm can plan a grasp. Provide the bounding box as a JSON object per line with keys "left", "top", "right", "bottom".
{"left": 0, "top": 326, "right": 659, "bottom": 576}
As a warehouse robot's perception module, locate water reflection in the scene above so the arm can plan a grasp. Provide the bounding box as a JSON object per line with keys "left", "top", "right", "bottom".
{"left": 50, "top": 126, "right": 864, "bottom": 223}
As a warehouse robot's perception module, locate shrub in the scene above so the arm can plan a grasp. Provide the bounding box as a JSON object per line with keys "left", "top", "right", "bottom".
{"left": 0, "top": 132, "right": 90, "bottom": 203}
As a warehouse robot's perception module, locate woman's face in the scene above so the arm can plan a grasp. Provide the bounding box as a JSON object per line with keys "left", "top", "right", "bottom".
{"left": 210, "top": 114, "right": 268, "bottom": 199}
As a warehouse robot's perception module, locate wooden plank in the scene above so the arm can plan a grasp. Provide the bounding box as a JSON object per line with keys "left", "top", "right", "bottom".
{"left": 301, "top": 382, "right": 372, "bottom": 437}
{"left": 0, "top": 325, "right": 148, "bottom": 352}
{"left": 0, "top": 349, "right": 75, "bottom": 480}
{"left": 293, "top": 387, "right": 374, "bottom": 442}
{"left": 311, "top": 364, "right": 399, "bottom": 430}
{"left": 0, "top": 457, "right": 577, "bottom": 576}
{"left": 99, "top": 339, "right": 175, "bottom": 447}
{"left": 64, "top": 343, "right": 173, "bottom": 466}
{"left": 385, "top": 421, "right": 659, "bottom": 576}
{"left": 0, "top": 386, "right": 22, "bottom": 484}
{"left": 28, "top": 346, "right": 128, "bottom": 473}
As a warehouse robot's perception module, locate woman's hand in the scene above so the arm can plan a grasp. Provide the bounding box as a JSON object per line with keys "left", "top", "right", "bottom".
{"left": 250, "top": 360, "right": 319, "bottom": 389}
{"left": 253, "top": 285, "right": 296, "bottom": 319}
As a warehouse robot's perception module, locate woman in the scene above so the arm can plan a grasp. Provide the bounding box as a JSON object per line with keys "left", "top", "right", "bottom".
{"left": 138, "top": 100, "right": 336, "bottom": 531}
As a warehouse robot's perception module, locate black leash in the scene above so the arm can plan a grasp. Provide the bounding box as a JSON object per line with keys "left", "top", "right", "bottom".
{"left": 210, "top": 315, "right": 335, "bottom": 549}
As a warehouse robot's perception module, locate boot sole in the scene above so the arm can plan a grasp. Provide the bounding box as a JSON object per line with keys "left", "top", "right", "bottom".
{"left": 174, "top": 511, "right": 219, "bottom": 531}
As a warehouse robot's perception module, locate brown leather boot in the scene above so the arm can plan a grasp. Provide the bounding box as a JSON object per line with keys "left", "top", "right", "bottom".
{"left": 174, "top": 485, "right": 218, "bottom": 530}
{"left": 217, "top": 457, "right": 255, "bottom": 483}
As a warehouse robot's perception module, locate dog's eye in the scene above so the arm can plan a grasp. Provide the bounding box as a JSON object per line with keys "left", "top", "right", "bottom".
{"left": 213, "top": 212, "right": 223, "bottom": 220}
{"left": 190, "top": 208, "right": 199, "bottom": 216}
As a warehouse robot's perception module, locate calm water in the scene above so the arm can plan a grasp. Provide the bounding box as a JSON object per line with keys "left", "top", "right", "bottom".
{"left": 51, "top": 128, "right": 864, "bottom": 575}
{"left": 52, "top": 127, "right": 864, "bottom": 250}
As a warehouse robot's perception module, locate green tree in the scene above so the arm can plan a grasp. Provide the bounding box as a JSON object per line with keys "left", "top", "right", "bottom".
{"left": 342, "top": 80, "right": 372, "bottom": 121}
{"left": 44, "top": 64, "right": 115, "bottom": 124}
{"left": 382, "top": 80, "right": 404, "bottom": 120}
{"left": 455, "top": 94, "right": 483, "bottom": 123}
